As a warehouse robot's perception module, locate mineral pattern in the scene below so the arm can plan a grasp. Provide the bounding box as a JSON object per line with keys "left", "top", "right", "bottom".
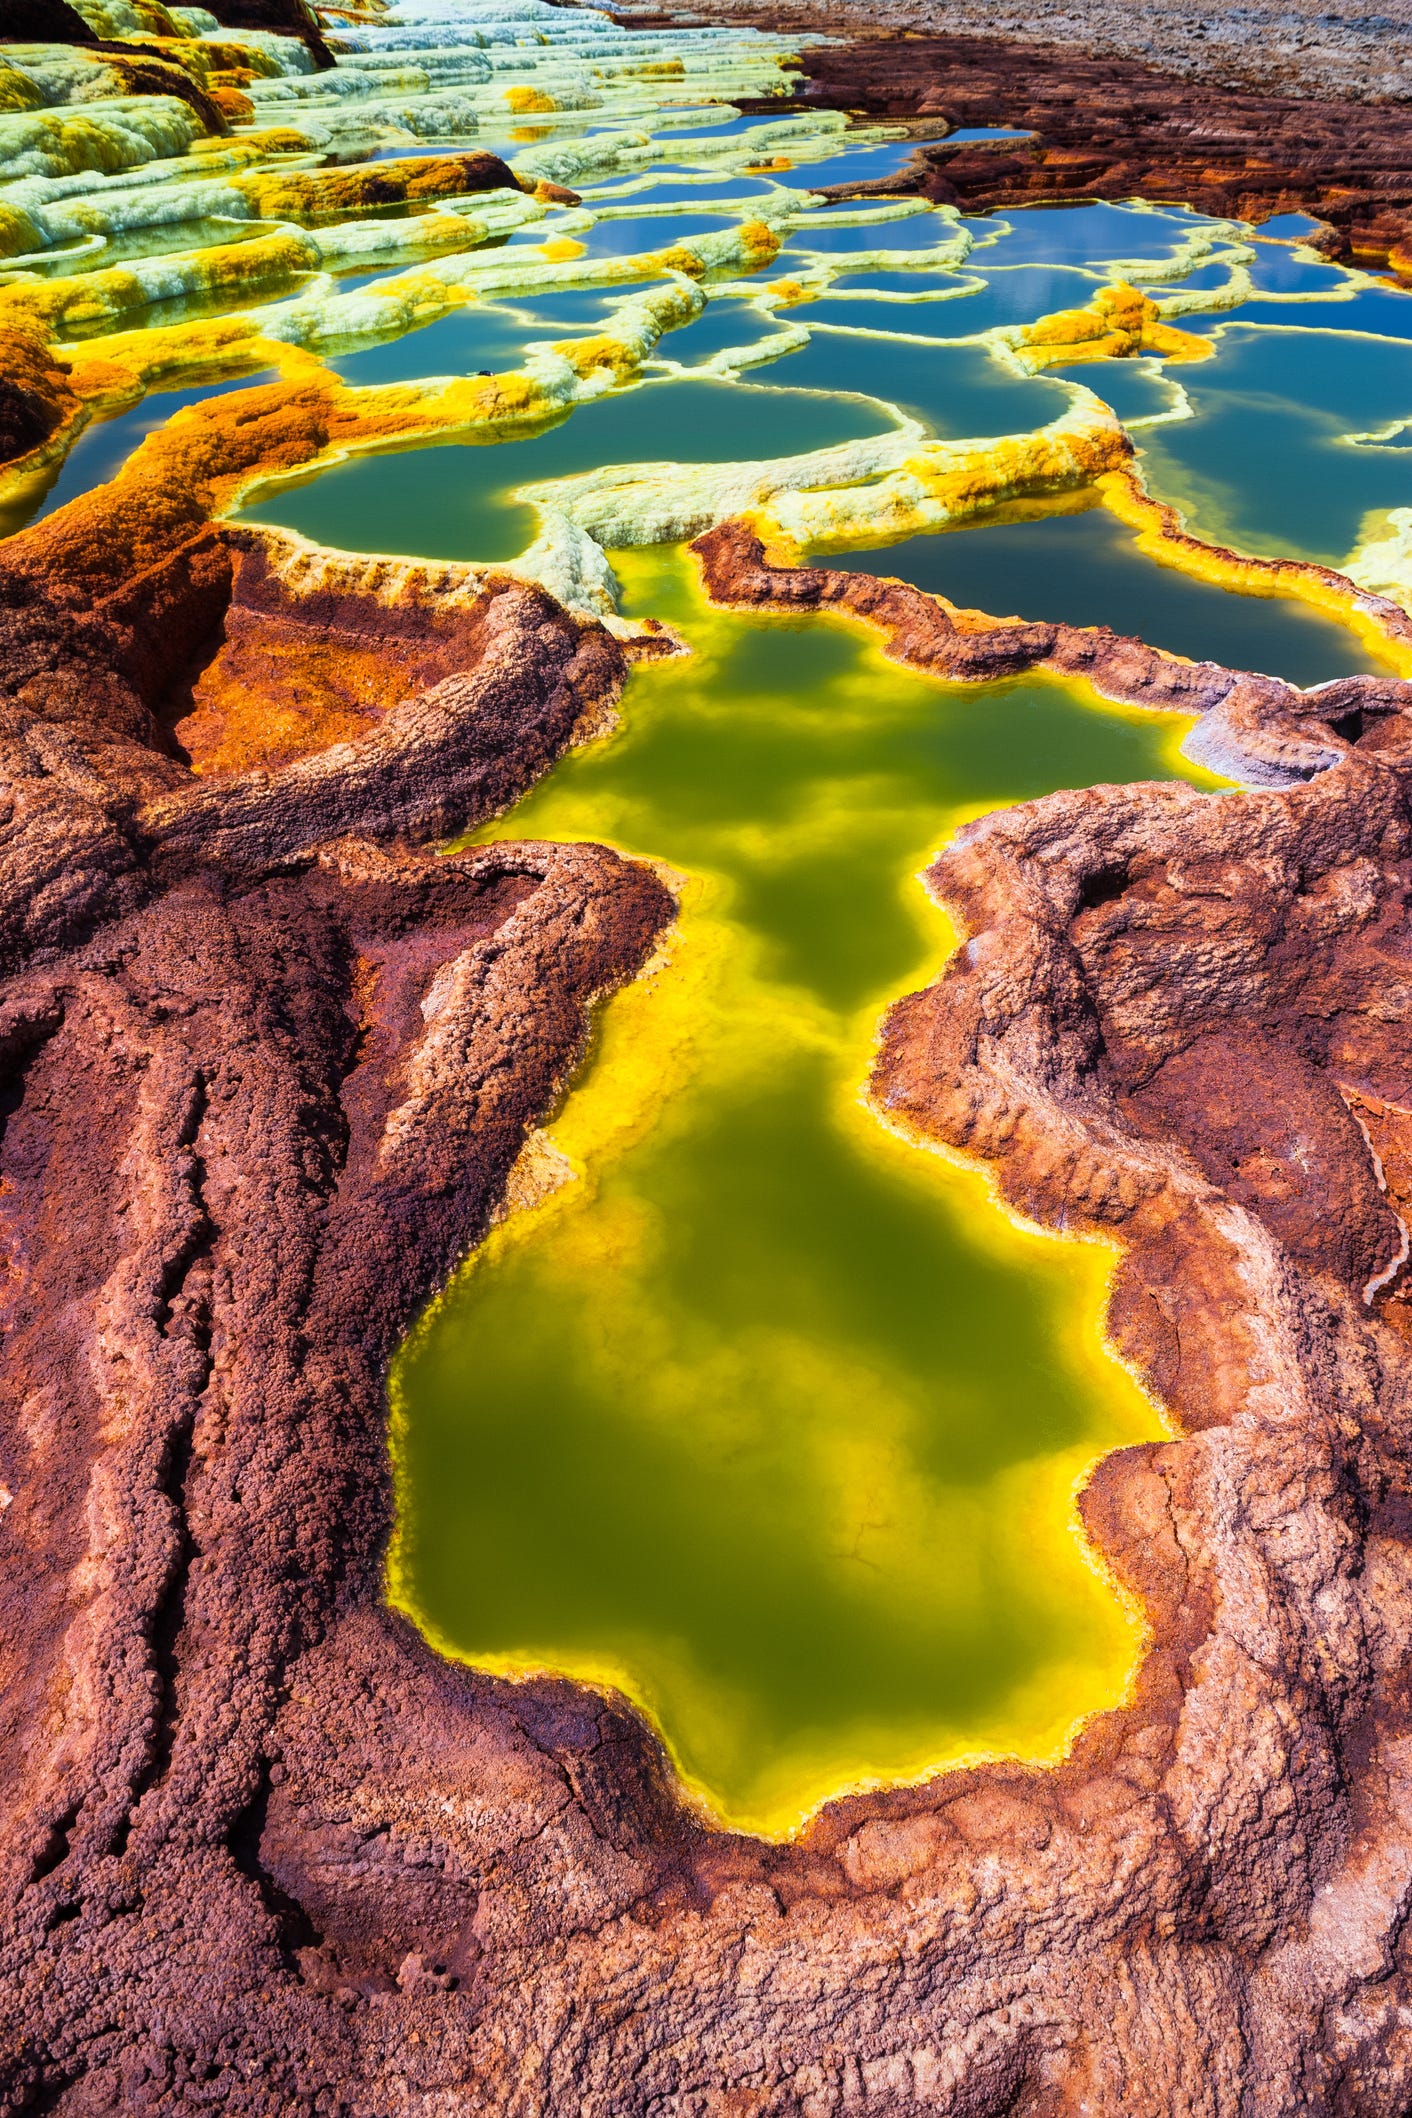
{"left": 4, "top": 0, "right": 1412, "bottom": 2111}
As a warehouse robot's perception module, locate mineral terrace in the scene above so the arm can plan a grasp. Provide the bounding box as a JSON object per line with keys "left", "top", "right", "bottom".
{"left": 4, "top": 0, "right": 1412, "bottom": 2111}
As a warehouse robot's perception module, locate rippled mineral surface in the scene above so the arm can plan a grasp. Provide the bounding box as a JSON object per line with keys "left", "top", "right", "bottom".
{"left": 7, "top": 0, "right": 1412, "bottom": 2104}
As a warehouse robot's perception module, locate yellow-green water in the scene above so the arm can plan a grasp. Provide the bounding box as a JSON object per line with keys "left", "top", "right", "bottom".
{"left": 389, "top": 547, "right": 1223, "bottom": 1833}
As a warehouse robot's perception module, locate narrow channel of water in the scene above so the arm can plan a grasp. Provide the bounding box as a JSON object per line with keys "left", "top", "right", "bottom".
{"left": 827, "top": 496, "right": 1386, "bottom": 687}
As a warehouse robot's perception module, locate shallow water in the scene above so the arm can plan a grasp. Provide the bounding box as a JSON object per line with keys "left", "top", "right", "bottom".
{"left": 328, "top": 303, "right": 553, "bottom": 383}
{"left": 1137, "top": 325, "right": 1412, "bottom": 564}
{"left": 391, "top": 546, "right": 1210, "bottom": 1831}
{"left": 966, "top": 201, "right": 1207, "bottom": 268}
{"left": 807, "top": 265, "right": 1104, "bottom": 333}
{"left": 1212, "top": 286, "right": 1412, "bottom": 342}
{"left": 651, "top": 298, "right": 799, "bottom": 365}
{"left": 0, "top": 368, "right": 275, "bottom": 540}
{"left": 748, "top": 329, "right": 1071, "bottom": 435}
{"left": 829, "top": 500, "right": 1385, "bottom": 687}
{"left": 782, "top": 209, "right": 956, "bottom": 258}
{"left": 552, "top": 209, "right": 743, "bottom": 257}
{"left": 240, "top": 376, "right": 900, "bottom": 560}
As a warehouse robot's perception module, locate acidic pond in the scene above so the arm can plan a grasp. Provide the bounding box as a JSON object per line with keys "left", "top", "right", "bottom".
{"left": 392, "top": 547, "right": 1213, "bottom": 1831}
{"left": 7, "top": 0, "right": 1412, "bottom": 1835}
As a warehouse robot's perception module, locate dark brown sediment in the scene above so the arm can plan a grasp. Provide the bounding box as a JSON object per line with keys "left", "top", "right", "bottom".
{"left": 677, "top": 4, "right": 1412, "bottom": 272}
{"left": 186, "top": 0, "right": 335, "bottom": 68}
{"left": 0, "top": 0, "right": 99, "bottom": 43}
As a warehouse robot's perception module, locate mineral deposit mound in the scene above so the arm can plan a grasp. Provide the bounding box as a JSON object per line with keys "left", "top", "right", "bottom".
{"left": 5, "top": 0, "right": 1412, "bottom": 2110}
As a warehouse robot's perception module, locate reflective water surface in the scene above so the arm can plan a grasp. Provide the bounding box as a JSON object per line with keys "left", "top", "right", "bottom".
{"left": 391, "top": 548, "right": 1211, "bottom": 1830}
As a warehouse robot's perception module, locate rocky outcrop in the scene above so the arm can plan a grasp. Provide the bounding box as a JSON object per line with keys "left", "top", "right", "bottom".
{"left": 0, "top": 321, "right": 78, "bottom": 467}
{"left": 0, "top": 451, "right": 682, "bottom": 2108}
{"left": 637, "top": 0, "right": 1412, "bottom": 105}
{"left": 228, "top": 149, "right": 541, "bottom": 224}
{"left": 726, "top": 19, "right": 1412, "bottom": 269}
{"left": 10, "top": 421, "right": 1412, "bottom": 2104}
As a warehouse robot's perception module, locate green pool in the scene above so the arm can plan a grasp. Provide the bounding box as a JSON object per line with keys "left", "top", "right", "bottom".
{"left": 388, "top": 545, "right": 1222, "bottom": 1832}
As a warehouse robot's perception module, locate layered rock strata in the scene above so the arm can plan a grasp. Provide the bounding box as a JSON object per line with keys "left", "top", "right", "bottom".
{"left": 627, "top": 0, "right": 1412, "bottom": 105}
{"left": 0, "top": 457, "right": 684, "bottom": 2107}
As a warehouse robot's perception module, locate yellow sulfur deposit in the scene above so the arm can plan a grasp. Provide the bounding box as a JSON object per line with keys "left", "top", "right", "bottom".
{"left": 1015, "top": 280, "right": 1214, "bottom": 366}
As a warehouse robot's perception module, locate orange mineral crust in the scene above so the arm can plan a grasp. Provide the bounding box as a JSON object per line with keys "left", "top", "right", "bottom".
{"left": 228, "top": 150, "right": 547, "bottom": 223}
{"left": 169, "top": 531, "right": 579, "bottom": 777}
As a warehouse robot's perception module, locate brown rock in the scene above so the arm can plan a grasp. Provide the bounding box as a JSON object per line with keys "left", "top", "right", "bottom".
{"left": 0, "top": 323, "right": 79, "bottom": 466}
{"left": 706, "top": 9, "right": 1412, "bottom": 266}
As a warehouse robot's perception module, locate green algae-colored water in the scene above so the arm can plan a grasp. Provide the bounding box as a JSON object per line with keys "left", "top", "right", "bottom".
{"left": 739, "top": 330, "right": 1070, "bottom": 436}
{"left": 389, "top": 546, "right": 1218, "bottom": 1831}
{"left": 240, "top": 374, "right": 900, "bottom": 562}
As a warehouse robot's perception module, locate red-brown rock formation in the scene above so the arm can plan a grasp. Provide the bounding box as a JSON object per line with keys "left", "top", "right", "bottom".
{"left": 228, "top": 150, "right": 543, "bottom": 224}
{"left": 8, "top": 411, "right": 1412, "bottom": 2103}
{"left": 616, "top": 0, "right": 1412, "bottom": 102}
{"left": 731, "top": 22, "right": 1412, "bottom": 269}
{"left": 0, "top": 448, "right": 684, "bottom": 2106}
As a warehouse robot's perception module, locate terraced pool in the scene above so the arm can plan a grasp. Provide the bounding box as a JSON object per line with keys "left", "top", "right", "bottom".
{"left": 391, "top": 547, "right": 1214, "bottom": 1830}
